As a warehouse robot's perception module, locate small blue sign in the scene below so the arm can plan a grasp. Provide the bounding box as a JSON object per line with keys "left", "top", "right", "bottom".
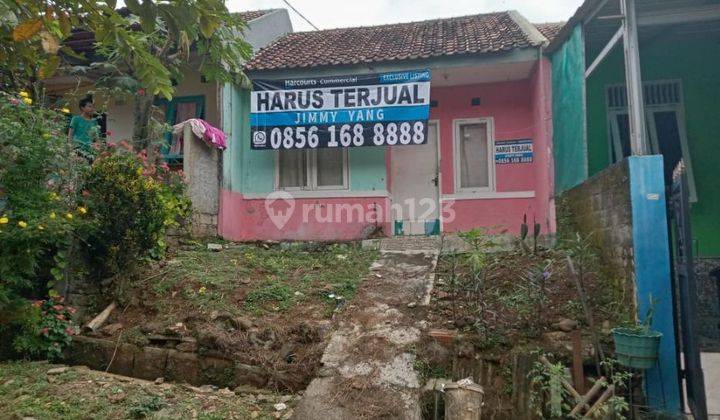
{"left": 495, "top": 139, "right": 533, "bottom": 164}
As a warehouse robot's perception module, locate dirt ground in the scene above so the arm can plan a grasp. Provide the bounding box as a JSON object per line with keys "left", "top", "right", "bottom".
{"left": 82, "top": 241, "right": 377, "bottom": 391}
{"left": 416, "top": 243, "right": 634, "bottom": 417}
{"left": 427, "top": 247, "right": 631, "bottom": 347}
{"left": 0, "top": 361, "right": 297, "bottom": 419}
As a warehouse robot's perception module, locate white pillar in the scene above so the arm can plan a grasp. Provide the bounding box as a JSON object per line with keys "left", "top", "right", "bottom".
{"left": 621, "top": 0, "right": 649, "bottom": 155}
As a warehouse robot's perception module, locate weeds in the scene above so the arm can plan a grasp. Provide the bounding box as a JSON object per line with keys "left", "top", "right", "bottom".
{"left": 529, "top": 355, "right": 632, "bottom": 419}
{"left": 244, "top": 281, "right": 294, "bottom": 312}
{"left": 128, "top": 395, "right": 165, "bottom": 418}
{"left": 136, "top": 244, "right": 376, "bottom": 318}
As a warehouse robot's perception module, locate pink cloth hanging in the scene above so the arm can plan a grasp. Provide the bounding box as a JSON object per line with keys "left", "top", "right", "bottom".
{"left": 200, "top": 120, "right": 227, "bottom": 150}
{"left": 171, "top": 118, "right": 227, "bottom": 150}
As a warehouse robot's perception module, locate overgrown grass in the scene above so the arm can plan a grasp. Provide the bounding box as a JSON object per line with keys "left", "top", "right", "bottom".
{"left": 0, "top": 361, "right": 287, "bottom": 419}
{"left": 137, "top": 242, "right": 377, "bottom": 320}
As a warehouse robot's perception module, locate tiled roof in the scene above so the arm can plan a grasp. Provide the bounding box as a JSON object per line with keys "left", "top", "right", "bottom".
{"left": 234, "top": 9, "right": 274, "bottom": 22}
{"left": 245, "top": 11, "right": 544, "bottom": 71}
{"left": 534, "top": 22, "right": 566, "bottom": 42}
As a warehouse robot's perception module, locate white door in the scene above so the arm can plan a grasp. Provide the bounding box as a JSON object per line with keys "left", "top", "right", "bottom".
{"left": 390, "top": 122, "right": 440, "bottom": 235}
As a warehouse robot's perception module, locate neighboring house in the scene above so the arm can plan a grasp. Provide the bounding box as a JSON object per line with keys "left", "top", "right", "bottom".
{"left": 46, "top": 8, "right": 292, "bottom": 154}
{"left": 219, "top": 11, "right": 557, "bottom": 242}
{"left": 44, "top": 8, "right": 293, "bottom": 236}
{"left": 548, "top": 0, "right": 720, "bottom": 417}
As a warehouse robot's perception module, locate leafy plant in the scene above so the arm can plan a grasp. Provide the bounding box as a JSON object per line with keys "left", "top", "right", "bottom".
{"left": 457, "top": 229, "right": 495, "bottom": 339}
{"left": 518, "top": 214, "right": 542, "bottom": 254}
{"left": 624, "top": 294, "right": 658, "bottom": 334}
{"left": 530, "top": 357, "right": 572, "bottom": 418}
{"left": 0, "top": 91, "right": 89, "bottom": 319}
{"left": 2, "top": 0, "right": 253, "bottom": 151}
{"left": 127, "top": 395, "right": 166, "bottom": 418}
{"left": 530, "top": 355, "right": 632, "bottom": 419}
{"left": 79, "top": 143, "right": 190, "bottom": 278}
{"left": 13, "top": 297, "right": 78, "bottom": 361}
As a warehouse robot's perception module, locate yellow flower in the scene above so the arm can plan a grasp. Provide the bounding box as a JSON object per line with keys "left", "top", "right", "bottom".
{"left": 22, "top": 97, "right": 32, "bottom": 105}
{"left": 136, "top": 167, "right": 144, "bottom": 176}
{"left": 50, "top": 212, "right": 56, "bottom": 219}
{"left": 0, "top": 217, "right": 8, "bottom": 224}
{"left": 42, "top": 133, "right": 51, "bottom": 140}
{"left": 18, "top": 221, "right": 28, "bottom": 228}
{"left": 49, "top": 192, "right": 59, "bottom": 201}
{"left": 37, "top": 225, "right": 44, "bottom": 230}
{"left": 19, "top": 91, "right": 29, "bottom": 98}
{"left": 64, "top": 213, "right": 73, "bottom": 220}
{"left": 61, "top": 107, "right": 70, "bottom": 114}
{"left": 198, "top": 286, "right": 207, "bottom": 295}
{"left": 77, "top": 207, "right": 87, "bottom": 215}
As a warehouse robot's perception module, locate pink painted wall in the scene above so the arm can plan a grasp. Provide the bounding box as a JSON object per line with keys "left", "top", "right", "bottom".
{"left": 429, "top": 63, "right": 555, "bottom": 235}
{"left": 219, "top": 189, "right": 392, "bottom": 241}
{"left": 218, "top": 61, "right": 556, "bottom": 241}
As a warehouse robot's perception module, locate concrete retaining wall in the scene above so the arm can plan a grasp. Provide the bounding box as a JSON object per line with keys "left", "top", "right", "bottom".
{"left": 66, "top": 336, "right": 272, "bottom": 389}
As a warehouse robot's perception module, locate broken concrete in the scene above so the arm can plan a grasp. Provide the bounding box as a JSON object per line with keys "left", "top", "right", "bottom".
{"left": 293, "top": 237, "right": 439, "bottom": 419}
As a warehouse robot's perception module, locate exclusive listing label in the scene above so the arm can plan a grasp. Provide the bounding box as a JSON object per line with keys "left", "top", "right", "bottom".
{"left": 250, "top": 70, "right": 431, "bottom": 150}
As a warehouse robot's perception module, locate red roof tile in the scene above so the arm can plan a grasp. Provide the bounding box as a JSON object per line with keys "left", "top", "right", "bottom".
{"left": 534, "top": 22, "right": 566, "bottom": 42}
{"left": 234, "top": 9, "right": 274, "bottom": 22}
{"left": 245, "top": 11, "right": 543, "bottom": 71}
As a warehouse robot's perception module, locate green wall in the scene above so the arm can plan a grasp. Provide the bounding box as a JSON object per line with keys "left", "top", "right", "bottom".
{"left": 586, "top": 38, "right": 720, "bottom": 256}
{"left": 223, "top": 88, "right": 388, "bottom": 195}
{"left": 551, "top": 25, "right": 588, "bottom": 193}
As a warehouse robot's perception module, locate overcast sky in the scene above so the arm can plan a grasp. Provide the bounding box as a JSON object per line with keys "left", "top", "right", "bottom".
{"left": 227, "top": 0, "right": 584, "bottom": 32}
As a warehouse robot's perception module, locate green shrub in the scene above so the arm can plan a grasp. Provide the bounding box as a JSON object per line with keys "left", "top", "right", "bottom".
{"left": 12, "top": 297, "right": 79, "bottom": 361}
{"left": 0, "top": 90, "right": 190, "bottom": 360}
{"left": 79, "top": 143, "right": 191, "bottom": 278}
{"left": 0, "top": 91, "right": 88, "bottom": 316}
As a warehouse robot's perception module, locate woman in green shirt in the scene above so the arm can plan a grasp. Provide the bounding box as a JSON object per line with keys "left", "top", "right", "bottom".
{"left": 68, "top": 97, "right": 99, "bottom": 157}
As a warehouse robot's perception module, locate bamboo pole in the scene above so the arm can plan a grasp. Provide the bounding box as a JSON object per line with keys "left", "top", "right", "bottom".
{"left": 83, "top": 302, "right": 117, "bottom": 333}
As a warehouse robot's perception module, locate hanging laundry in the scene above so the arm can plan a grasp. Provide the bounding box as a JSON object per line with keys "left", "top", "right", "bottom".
{"left": 172, "top": 118, "right": 227, "bottom": 150}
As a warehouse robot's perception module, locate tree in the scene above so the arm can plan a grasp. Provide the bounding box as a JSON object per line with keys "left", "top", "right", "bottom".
{"left": 1, "top": 0, "right": 252, "bottom": 150}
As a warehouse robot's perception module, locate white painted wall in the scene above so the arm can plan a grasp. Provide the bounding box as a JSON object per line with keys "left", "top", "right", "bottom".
{"left": 50, "top": 9, "right": 293, "bottom": 143}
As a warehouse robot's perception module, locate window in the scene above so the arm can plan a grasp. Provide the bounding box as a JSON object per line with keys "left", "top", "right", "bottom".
{"left": 155, "top": 95, "right": 205, "bottom": 162}
{"left": 276, "top": 148, "right": 348, "bottom": 190}
{"left": 606, "top": 80, "right": 697, "bottom": 201}
{"left": 454, "top": 119, "right": 494, "bottom": 192}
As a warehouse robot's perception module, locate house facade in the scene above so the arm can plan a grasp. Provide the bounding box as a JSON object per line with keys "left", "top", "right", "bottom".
{"left": 44, "top": 9, "right": 293, "bottom": 236}
{"left": 549, "top": 0, "right": 720, "bottom": 416}
{"left": 219, "top": 11, "right": 558, "bottom": 242}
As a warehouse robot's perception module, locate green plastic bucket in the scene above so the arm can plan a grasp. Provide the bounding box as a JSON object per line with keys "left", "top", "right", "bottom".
{"left": 612, "top": 327, "right": 662, "bottom": 370}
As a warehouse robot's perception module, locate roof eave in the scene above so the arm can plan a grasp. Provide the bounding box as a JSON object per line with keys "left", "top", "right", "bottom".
{"left": 245, "top": 46, "right": 541, "bottom": 79}
{"left": 545, "top": 0, "right": 601, "bottom": 54}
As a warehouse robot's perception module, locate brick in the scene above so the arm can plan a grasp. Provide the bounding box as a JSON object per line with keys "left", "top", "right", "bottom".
{"left": 133, "top": 346, "right": 168, "bottom": 380}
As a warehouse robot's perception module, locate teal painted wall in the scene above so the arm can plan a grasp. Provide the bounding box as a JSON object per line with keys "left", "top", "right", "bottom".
{"left": 586, "top": 38, "right": 720, "bottom": 256}
{"left": 349, "top": 146, "right": 387, "bottom": 191}
{"left": 223, "top": 88, "right": 388, "bottom": 195}
{"left": 551, "top": 25, "right": 588, "bottom": 193}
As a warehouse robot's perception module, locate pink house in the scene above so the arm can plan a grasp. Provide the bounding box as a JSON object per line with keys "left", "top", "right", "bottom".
{"left": 219, "top": 12, "right": 561, "bottom": 241}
